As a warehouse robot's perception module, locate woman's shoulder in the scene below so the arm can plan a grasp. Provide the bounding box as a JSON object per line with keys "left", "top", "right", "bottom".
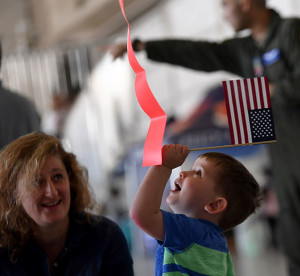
{"left": 71, "top": 212, "right": 123, "bottom": 236}
{"left": 67, "top": 212, "right": 129, "bottom": 254}
{"left": 74, "top": 212, "right": 118, "bottom": 225}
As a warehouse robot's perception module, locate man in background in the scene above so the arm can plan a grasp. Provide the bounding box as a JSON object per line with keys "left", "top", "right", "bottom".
{"left": 0, "top": 41, "right": 40, "bottom": 149}
{"left": 109, "top": 0, "right": 300, "bottom": 275}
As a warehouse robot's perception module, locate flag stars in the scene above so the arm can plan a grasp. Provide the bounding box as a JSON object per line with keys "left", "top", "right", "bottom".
{"left": 249, "top": 108, "right": 276, "bottom": 142}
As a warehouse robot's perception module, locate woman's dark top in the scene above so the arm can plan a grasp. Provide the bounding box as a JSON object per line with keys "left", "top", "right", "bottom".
{"left": 0, "top": 213, "right": 134, "bottom": 276}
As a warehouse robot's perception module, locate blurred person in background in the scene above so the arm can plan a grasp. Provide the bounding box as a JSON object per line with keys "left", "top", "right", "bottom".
{"left": 109, "top": 0, "right": 300, "bottom": 274}
{"left": 42, "top": 93, "right": 78, "bottom": 139}
{"left": 0, "top": 132, "right": 134, "bottom": 275}
{"left": 0, "top": 41, "right": 40, "bottom": 149}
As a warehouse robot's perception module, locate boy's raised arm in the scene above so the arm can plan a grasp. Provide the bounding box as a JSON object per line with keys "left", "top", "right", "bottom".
{"left": 130, "top": 144, "right": 189, "bottom": 241}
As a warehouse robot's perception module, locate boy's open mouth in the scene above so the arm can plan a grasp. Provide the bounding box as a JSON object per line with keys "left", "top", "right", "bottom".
{"left": 174, "top": 182, "right": 182, "bottom": 191}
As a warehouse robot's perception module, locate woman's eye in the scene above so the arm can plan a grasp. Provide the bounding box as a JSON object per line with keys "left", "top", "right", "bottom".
{"left": 35, "top": 179, "right": 43, "bottom": 185}
{"left": 54, "top": 174, "right": 63, "bottom": 180}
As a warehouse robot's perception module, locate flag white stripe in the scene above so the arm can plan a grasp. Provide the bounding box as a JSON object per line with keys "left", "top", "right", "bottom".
{"left": 247, "top": 78, "right": 254, "bottom": 109}
{"left": 254, "top": 78, "right": 261, "bottom": 108}
{"left": 240, "top": 80, "right": 252, "bottom": 143}
{"left": 233, "top": 80, "right": 245, "bottom": 144}
{"left": 261, "top": 77, "right": 268, "bottom": 108}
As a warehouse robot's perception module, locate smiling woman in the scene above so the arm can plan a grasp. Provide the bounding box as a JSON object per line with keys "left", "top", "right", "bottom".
{"left": 0, "top": 132, "right": 134, "bottom": 276}
{"left": 19, "top": 155, "right": 71, "bottom": 230}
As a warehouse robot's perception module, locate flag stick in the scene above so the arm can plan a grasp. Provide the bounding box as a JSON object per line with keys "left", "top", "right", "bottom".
{"left": 189, "top": 140, "right": 276, "bottom": 151}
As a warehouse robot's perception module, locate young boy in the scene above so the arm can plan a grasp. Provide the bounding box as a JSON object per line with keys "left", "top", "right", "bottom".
{"left": 130, "top": 144, "right": 262, "bottom": 276}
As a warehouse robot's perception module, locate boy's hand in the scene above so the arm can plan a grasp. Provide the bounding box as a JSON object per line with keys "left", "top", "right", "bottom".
{"left": 162, "top": 144, "right": 190, "bottom": 169}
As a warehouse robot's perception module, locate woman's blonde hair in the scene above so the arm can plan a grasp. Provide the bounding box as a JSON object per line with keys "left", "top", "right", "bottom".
{"left": 0, "top": 132, "right": 95, "bottom": 258}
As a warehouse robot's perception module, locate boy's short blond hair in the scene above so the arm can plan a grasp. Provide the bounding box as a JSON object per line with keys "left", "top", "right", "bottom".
{"left": 200, "top": 152, "right": 263, "bottom": 232}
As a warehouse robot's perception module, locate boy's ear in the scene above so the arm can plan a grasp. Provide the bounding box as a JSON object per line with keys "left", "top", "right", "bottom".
{"left": 204, "top": 197, "right": 227, "bottom": 215}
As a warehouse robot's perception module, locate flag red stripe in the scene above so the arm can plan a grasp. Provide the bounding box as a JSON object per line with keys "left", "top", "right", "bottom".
{"left": 222, "top": 81, "right": 235, "bottom": 144}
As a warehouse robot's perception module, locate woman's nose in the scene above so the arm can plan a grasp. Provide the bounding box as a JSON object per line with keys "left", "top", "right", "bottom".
{"left": 45, "top": 181, "right": 58, "bottom": 197}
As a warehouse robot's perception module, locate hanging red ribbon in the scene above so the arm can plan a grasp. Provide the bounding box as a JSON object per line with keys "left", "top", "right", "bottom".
{"left": 119, "top": 0, "right": 167, "bottom": 167}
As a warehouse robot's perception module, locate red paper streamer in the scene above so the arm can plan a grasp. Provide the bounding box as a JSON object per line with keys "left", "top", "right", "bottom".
{"left": 119, "top": 0, "right": 167, "bottom": 166}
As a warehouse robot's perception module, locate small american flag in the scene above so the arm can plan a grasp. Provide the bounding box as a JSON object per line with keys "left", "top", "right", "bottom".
{"left": 222, "top": 77, "right": 276, "bottom": 145}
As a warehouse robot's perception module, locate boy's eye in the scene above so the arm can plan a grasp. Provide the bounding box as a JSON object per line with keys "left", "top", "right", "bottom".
{"left": 195, "top": 170, "right": 202, "bottom": 176}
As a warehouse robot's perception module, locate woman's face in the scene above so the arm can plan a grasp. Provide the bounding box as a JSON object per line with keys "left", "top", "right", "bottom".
{"left": 18, "top": 155, "right": 71, "bottom": 229}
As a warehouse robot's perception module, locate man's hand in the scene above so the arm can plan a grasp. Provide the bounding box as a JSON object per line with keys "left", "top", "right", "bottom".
{"left": 106, "top": 43, "right": 127, "bottom": 60}
{"left": 162, "top": 144, "right": 190, "bottom": 169}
